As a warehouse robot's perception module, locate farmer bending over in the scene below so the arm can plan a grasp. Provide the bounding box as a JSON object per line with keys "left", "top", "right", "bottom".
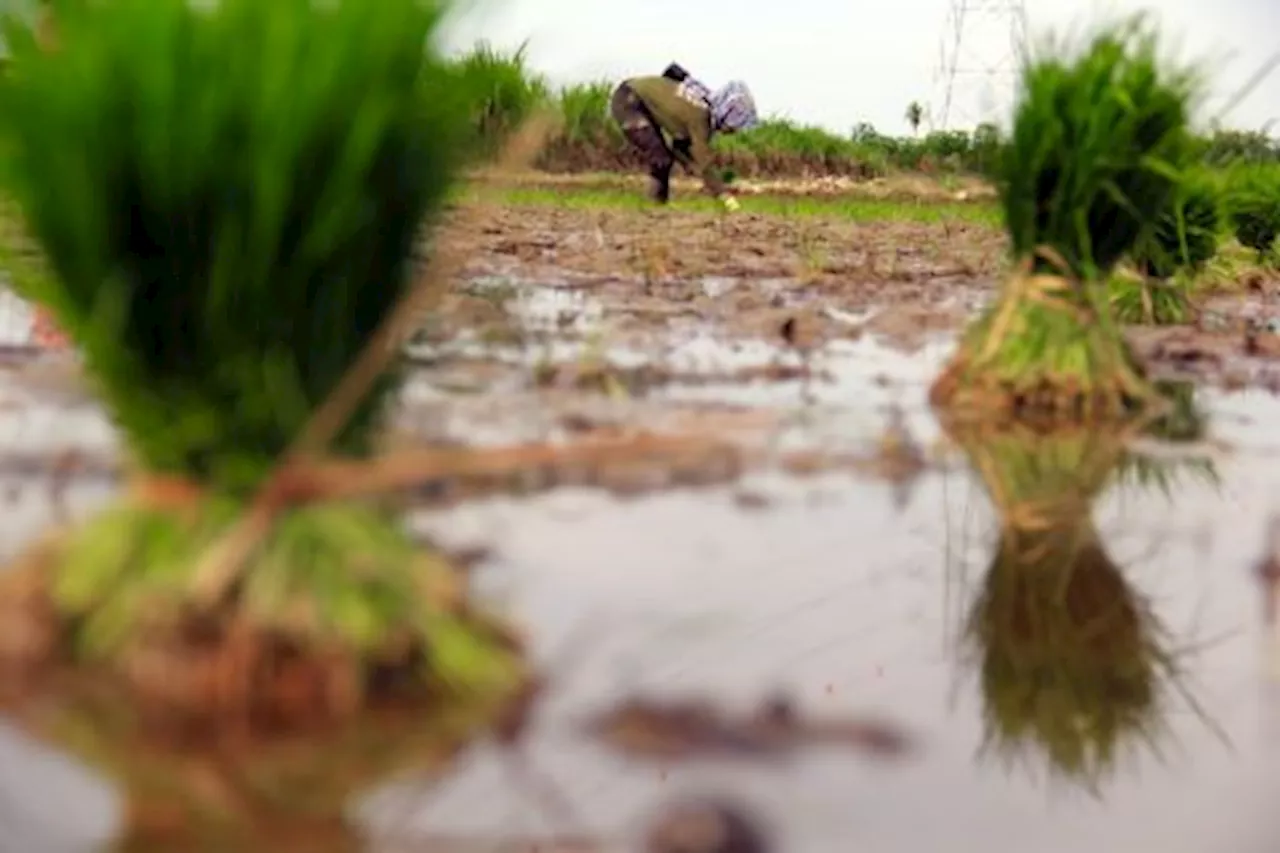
{"left": 610, "top": 73, "right": 758, "bottom": 209}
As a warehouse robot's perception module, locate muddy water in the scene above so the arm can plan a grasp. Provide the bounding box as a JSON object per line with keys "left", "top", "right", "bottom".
{"left": 401, "top": 278, "right": 963, "bottom": 458}
{"left": 349, "top": 392, "right": 1280, "bottom": 852}
{"left": 4, "top": 334, "right": 1280, "bottom": 850}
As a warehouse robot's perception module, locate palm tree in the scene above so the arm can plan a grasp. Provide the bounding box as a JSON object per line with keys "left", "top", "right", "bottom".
{"left": 905, "top": 101, "right": 924, "bottom": 136}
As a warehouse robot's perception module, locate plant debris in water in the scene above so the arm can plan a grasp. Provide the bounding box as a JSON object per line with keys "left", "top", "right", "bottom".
{"left": 930, "top": 17, "right": 1200, "bottom": 423}
{"left": 581, "top": 691, "right": 913, "bottom": 762}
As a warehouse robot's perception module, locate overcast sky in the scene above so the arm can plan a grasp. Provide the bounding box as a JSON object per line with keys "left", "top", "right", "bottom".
{"left": 438, "top": 0, "right": 1280, "bottom": 137}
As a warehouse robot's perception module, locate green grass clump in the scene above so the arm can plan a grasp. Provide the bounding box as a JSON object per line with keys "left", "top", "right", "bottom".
{"left": 556, "top": 80, "right": 618, "bottom": 146}
{"left": 0, "top": 0, "right": 519, "bottom": 724}
{"left": 715, "top": 118, "right": 887, "bottom": 175}
{"left": 1224, "top": 162, "right": 1280, "bottom": 263}
{"left": 452, "top": 40, "right": 550, "bottom": 159}
{"left": 930, "top": 18, "right": 1200, "bottom": 423}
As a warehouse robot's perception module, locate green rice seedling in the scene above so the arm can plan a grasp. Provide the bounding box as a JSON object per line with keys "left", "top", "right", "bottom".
{"left": 1114, "top": 171, "right": 1220, "bottom": 324}
{"left": 1109, "top": 273, "right": 1194, "bottom": 325}
{"left": 930, "top": 18, "right": 1201, "bottom": 424}
{"left": 1130, "top": 171, "right": 1221, "bottom": 281}
{"left": 1224, "top": 162, "right": 1280, "bottom": 263}
{"left": 953, "top": 424, "right": 1181, "bottom": 794}
{"left": 0, "top": 0, "right": 522, "bottom": 841}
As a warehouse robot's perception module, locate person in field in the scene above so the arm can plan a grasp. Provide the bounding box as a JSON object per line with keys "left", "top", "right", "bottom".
{"left": 610, "top": 71, "right": 758, "bottom": 209}
{"left": 661, "top": 62, "right": 691, "bottom": 82}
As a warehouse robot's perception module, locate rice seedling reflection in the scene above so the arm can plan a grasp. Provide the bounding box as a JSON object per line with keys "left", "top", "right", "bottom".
{"left": 949, "top": 421, "right": 1226, "bottom": 794}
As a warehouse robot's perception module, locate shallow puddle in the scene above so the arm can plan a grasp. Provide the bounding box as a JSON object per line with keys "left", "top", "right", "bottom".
{"left": 401, "top": 284, "right": 961, "bottom": 455}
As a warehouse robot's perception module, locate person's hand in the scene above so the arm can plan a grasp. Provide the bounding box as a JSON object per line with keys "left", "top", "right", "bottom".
{"left": 720, "top": 194, "right": 740, "bottom": 212}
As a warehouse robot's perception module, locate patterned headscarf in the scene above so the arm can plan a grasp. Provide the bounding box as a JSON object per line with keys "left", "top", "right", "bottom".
{"left": 677, "top": 77, "right": 714, "bottom": 104}
{"left": 709, "top": 81, "right": 758, "bottom": 132}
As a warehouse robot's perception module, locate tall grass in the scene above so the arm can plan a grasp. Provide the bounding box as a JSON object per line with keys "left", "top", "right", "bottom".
{"left": 452, "top": 40, "right": 549, "bottom": 158}
{"left": 557, "top": 81, "right": 618, "bottom": 145}
{"left": 447, "top": 42, "right": 1278, "bottom": 181}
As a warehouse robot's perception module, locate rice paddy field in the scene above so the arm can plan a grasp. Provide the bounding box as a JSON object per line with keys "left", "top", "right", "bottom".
{"left": 4, "top": 21, "right": 1280, "bottom": 853}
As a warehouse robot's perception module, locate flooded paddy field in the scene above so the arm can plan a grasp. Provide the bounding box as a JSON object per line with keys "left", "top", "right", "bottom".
{"left": 6, "top": 182, "right": 1280, "bottom": 851}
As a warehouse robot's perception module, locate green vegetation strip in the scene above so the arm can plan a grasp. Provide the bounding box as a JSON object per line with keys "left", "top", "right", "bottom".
{"left": 453, "top": 41, "right": 1279, "bottom": 180}
{"left": 464, "top": 184, "right": 1003, "bottom": 226}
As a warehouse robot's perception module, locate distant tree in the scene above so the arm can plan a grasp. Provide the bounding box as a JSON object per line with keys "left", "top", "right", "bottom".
{"left": 851, "top": 121, "right": 878, "bottom": 143}
{"left": 905, "top": 101, "right": 924, "bottom": 136}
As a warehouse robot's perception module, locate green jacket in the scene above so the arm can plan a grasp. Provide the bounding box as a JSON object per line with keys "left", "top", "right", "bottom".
{"left": 625, "top": 75, "right": 724, "bottom": 196}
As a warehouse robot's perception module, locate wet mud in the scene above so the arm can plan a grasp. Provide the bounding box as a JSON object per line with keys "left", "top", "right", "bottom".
{"left": 4, "top": 189, "right": 1280, "bottom": 850}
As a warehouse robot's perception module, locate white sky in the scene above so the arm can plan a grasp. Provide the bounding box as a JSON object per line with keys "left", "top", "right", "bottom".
{"left": 438, "top": 0, "right": 1280, "bottom": 136}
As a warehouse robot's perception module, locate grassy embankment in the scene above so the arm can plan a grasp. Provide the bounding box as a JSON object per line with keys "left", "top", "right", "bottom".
{"left": 451, "top": 41, "right": 1280, "bottom": 184}
{"left": 450, "top": 42, "right": 1003, "bottom": 180}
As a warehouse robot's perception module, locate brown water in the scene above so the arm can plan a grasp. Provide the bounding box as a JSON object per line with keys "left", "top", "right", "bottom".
{"left": 2, "top": 328, "right": 1280, "bottom": 851}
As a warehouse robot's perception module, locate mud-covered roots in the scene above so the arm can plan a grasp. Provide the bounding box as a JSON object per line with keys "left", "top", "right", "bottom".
{"left": 0, "top": 499, "right": 523, "bottom": 729}
{"left": 929, "top": 272, "right": 1160, "bottom": 425}
{"left": 929, "top": 361, "right": 1153, "bottom": 426}
{"left": 0, "top": 498, "right": 527, "bottom": 849}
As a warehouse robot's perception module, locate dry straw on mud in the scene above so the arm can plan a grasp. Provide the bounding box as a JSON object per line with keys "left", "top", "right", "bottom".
{"left": 930, "top": 18, "right": 1200, "bottom": 423}
{"left": 952, "top": 423, "right": 1185, "bottom": 793}
{"left": 0, "top": 0, "right": 549, "bottom": 848}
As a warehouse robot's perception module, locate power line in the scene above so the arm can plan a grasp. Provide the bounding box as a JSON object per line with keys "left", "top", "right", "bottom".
{"left": 932, "top": 0, "right": 1028, "bottom": 131}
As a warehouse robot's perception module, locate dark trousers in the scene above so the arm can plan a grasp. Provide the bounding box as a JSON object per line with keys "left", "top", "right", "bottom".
{"left": 611, "top": 83, "right": 673, "bottom": 202}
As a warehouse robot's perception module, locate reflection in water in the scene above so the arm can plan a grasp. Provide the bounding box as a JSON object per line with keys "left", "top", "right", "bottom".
{"left": 1112, "top": 381, "right": 1219, "bottom": 499}
{"left": 1145, "top": 381, "right": 1205, "bottom": 444}
{"left": 949, "top": 421, "right": 1222, "bottom": 794}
